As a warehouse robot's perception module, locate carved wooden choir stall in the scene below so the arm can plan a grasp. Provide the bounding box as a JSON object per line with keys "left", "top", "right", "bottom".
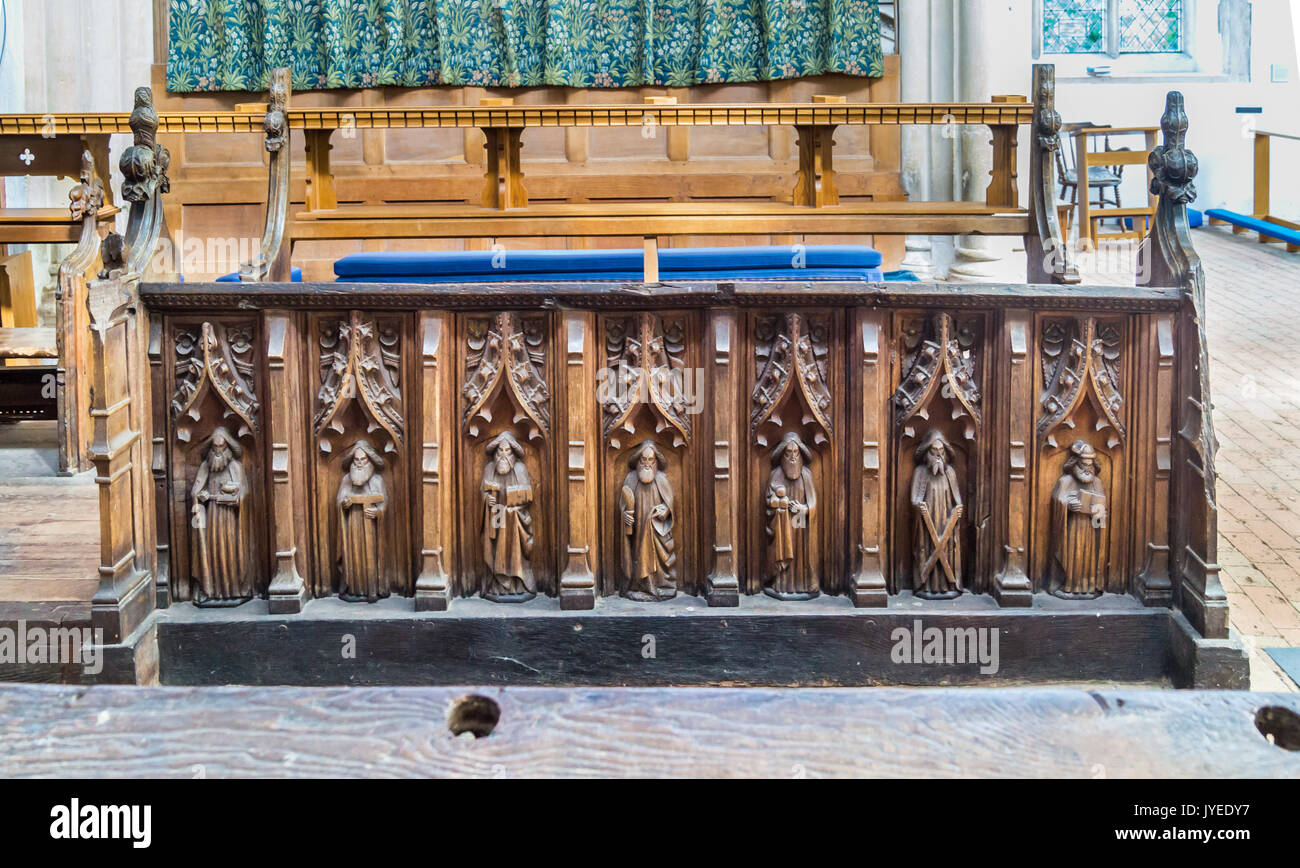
{"left": 80, "top": 67, "right": 1245, "bottom": 689}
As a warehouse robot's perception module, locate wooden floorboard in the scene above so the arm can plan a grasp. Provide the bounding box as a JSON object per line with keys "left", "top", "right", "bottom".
{"left": 0, "top": 684, "right": 1296, "bottom": 777}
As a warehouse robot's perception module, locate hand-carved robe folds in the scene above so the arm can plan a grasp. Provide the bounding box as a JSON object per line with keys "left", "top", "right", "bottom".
{"left": 1049, "top": 473, "right": 1106, "bottom": 596}
{"left": 482, "top": 461, "right": 535, "bottom": 597}
{"left": 911, "top": 463, "right": 962, "bottom": 595}
{"left": 620, "top": 470, "right": 676, "bottom": 600}
{"left": 765, "top": 466, "right": 817, "bottom": 595}
{"left": 338, "top": 474, "right": 388, "bottom": 602}
{"left": 191, "top": 457, "right": 249, "bottom": 600}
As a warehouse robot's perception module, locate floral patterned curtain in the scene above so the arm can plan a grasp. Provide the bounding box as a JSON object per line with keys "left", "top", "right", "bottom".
{"left": 166, "top": 0, "right": 883, "bottom": 92}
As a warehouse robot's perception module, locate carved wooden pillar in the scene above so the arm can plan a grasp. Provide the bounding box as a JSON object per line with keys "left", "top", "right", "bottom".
{"left": 1145, "top": 91, "right": 1227, "bottom": 638}
{"left": 849, "top": 308, "right": 888, "bottom": 607}
{"left": 87, "top": 273, "right": 154, "bottom": 644}
{"left": 56, "top": 150, "right": 105, "bottom": 475}
{"left": 558, "top": 311, "right": 598, "bottom": 610}
{"left": 148, "top": 319, "right": 171, "bottom": 607}
{"left": 1133, "top": 314, "right": 1175, "bottom": 606}
{"left": 265, "top": 312, "right": 309, "bottom": 613}
{"left": 415, "top": 312, "right": 455, "bottom": 611}
{"left": 304, "top": 129, "right": 338, "bottom": 212}
{"left": 241, "top": 68, "right": 292, "bottom": 282}
{"left": 993, "top": 310, "right": 1033, "bottom": 606}
{"left": 985, "top": 96, "right": 1025, "bottom": 209}
{"left": 705, "top": 310, "right": 740, "bottom": 607}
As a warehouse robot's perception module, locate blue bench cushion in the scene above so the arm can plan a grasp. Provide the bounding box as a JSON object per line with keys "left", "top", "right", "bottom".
{"left": 1205, "top": 209, "right": 1300, "bottom": 244}
{"left": 216, "top": 267, "right": 303, "bottom": 282}
{"left": 334, "top": 245, "right": 883, "bottom": 283}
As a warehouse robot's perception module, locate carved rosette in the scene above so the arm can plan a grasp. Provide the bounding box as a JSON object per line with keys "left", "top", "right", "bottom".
{"left": 1149, "top": 92, "right": 1197, "bottom": 205}
{"left": 315, "top": 311, "right": 404, "bottom": 453}
{"left": 171, "top": 322, "right": 260, "bottom": 444}
{"left": 1038, "top": 317, "right": 1125, "bottom": 449}
{"left": 604, "top": 313, "right": 691, "bottom": 449}
{"left": 463, "top": 311, "right": 551, "bottom": 442}
{"left": 750, "top": 313, "right": 832, "bottom": 447}
{"left": 893, "top": 313, "right": 982, "bottom": 441}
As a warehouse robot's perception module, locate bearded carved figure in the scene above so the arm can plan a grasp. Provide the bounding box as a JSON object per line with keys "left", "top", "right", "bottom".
{"left": 910, "top": 430, "right": 964, "bottom": 599}
{"left": 1048, "top": 440, "right": 1108, "bottom": 598}
{"left": 764, "top": 432, "right": 819, "bottom": 600}
{"left": 618, "top": 441, "right": 677, "bottom": 602}
{"left": 481, "top": 432, "right": 536, "bottom": 602}
{"left": 189, "top": 427, "right": 252, "bottom": 606}
{"left": 337, "top": 440, "right": 389, "bottom": 602}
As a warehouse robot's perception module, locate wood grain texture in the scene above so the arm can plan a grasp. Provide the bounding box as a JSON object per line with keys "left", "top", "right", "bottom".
{"left": 0, "top": 683, "right": 1296, "bottom": 778}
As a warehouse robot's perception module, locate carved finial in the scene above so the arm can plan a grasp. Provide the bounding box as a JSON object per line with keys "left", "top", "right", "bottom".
{"left": 1034, "top": 67, "right": 1062, "bottom": 152}
{"left": 264, "top": 68, "right": 289, "bottom": 154}
{"left": 1149, "top": 91, "right": 1197, "bottom": 205}
{"left": 68, "top": 150, "right": 105, "bottom": 221}
{"left": 120, "top": 87, "right": 169, "bottom": 203}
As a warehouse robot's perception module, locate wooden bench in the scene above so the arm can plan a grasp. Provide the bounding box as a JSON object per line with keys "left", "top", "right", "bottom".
{"left": 230, "top": 68, "right": 1043, "bottom": 280}
{"left": 1202, "top": 129, "right": 1300, "bottom": 253}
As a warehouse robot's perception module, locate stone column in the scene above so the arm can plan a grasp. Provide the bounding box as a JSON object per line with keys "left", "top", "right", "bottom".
{"left": 898, "top": 0, "right": 935, "bottom": 279}
{"left": 948, "top": 0, "right": 1002, "bottom": 281}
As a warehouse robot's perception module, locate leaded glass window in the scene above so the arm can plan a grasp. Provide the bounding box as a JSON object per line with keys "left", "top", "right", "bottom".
{"left": 1041, "top": 0, "right": 1186, "bottom": 56}
{"left": 1119, "top": 0, "right": 1184, "bottom": 53}
{"left": 1043, "top": 0, "right": 1106, "bottom": 54}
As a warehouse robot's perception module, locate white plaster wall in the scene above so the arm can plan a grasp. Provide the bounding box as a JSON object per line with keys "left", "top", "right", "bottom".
{"left": 0, "top": 0, "right": 154, "bottom": 321}
{"left": 1046, "top": 0, "right": 1300, "bottom": 220}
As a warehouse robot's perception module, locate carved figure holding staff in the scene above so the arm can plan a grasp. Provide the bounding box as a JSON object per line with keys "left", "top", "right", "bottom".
{"left": 910, "top": 429, "right": 963, "bottom": 599}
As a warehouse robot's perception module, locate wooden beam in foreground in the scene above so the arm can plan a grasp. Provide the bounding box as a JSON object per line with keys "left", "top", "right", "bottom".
{"left": 0, "top": 685, "right": 1296, "bottom": 777}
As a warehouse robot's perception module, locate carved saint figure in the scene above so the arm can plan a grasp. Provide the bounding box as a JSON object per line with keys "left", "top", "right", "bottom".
{"left": 337, "top": 440, "right": 389, "bottom": 603}
{"left": 619, "top": 441, "right": 676, "bottom": 602}
{"left": 190, "top": 427, "right": 251, "bottom": 606}
{"left": 911, "top": 430, "right": 964, "bottom": 599}
{"left": 481, "top": 432, "right": 536, "bottom": 602}
{"left": 1048, "top": 440, "right": 1108, "bottom": 598}
{"left": 764, "top": 432, "right": 819, "bottom": 600}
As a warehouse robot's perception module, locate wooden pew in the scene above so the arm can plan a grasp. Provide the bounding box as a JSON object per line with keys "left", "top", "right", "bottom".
{"left": 0, "top": 149, "right": 113, "bottom": 472}
{"left": 234, "top": 66, "right": 1036, "bottom": 280}
{"left": 75, "top": 73, "right": 1240, "bottom": 693}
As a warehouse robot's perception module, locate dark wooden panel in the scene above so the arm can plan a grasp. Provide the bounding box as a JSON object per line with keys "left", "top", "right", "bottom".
{"left": 155, "top": 594, "right": 1178, "bottom": 686}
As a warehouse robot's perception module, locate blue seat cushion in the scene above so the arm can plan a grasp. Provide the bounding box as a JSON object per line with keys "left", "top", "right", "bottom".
{"left": 1188, "top": 207, "right": 1203, "bottom": 228}
{"left": 1205, "top": 209, "right": 1300, "bottom": 245}
{"left": 334, "top": 245, "right": 883, "bottom": 283}
{"left": 216, "top": 267, "right": 303, "bottom": 282}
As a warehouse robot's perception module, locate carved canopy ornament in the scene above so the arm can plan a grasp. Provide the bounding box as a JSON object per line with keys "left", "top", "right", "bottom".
{"left": 604, "top": 313, "right": 691, "bottom": 449}
{"left": 463, "top": 311, "right": 551, "bottom": 442}
{"left": 751, "top": 313, "right": 832, "bottom": 447}
{"left": 172, "top": 322, "right": 260, "bottom": 442}
{"left": 1149, "top": 92, "right": 1197, "bottom": 205}
{"left": 1038, "top": 318, "right": 1125, "bottom": 449}
{"left": 120, "top": 87, "right": 170, "bottom": 204}
{"left": 68, "top": 151, "right": 104, "bottom": 221}
{"left": 893, "top": 313, "right": 981, "bottom": 441}
{"left": 315, "top": 311, "right": 404, "bottom": 453}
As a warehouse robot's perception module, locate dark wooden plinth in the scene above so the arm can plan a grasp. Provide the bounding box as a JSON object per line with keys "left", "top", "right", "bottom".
{"left": 154, "top": 592, "right": 1248, "bottom": 688}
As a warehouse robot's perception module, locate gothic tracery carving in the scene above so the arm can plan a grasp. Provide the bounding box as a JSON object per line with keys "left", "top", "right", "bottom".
{"left": 1038, "top": 317, "right": 1125, "bottom": 449}
{"left": 171, "top": 321, "right": 260, "bottom": 443}
{"left": 604, "top": 313, "right": 691, "bottom": 449}
{"left": 751, "top": 312, "right": 832, "bottom": 447}
{"left": 463, "top": 312, "right": 551, "bottom": 442}
{"left": 893, "top": 313, "right": 982, "bottom": 441}
{"left": 315, "top": 311, "right": 404, "bottom": 452}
